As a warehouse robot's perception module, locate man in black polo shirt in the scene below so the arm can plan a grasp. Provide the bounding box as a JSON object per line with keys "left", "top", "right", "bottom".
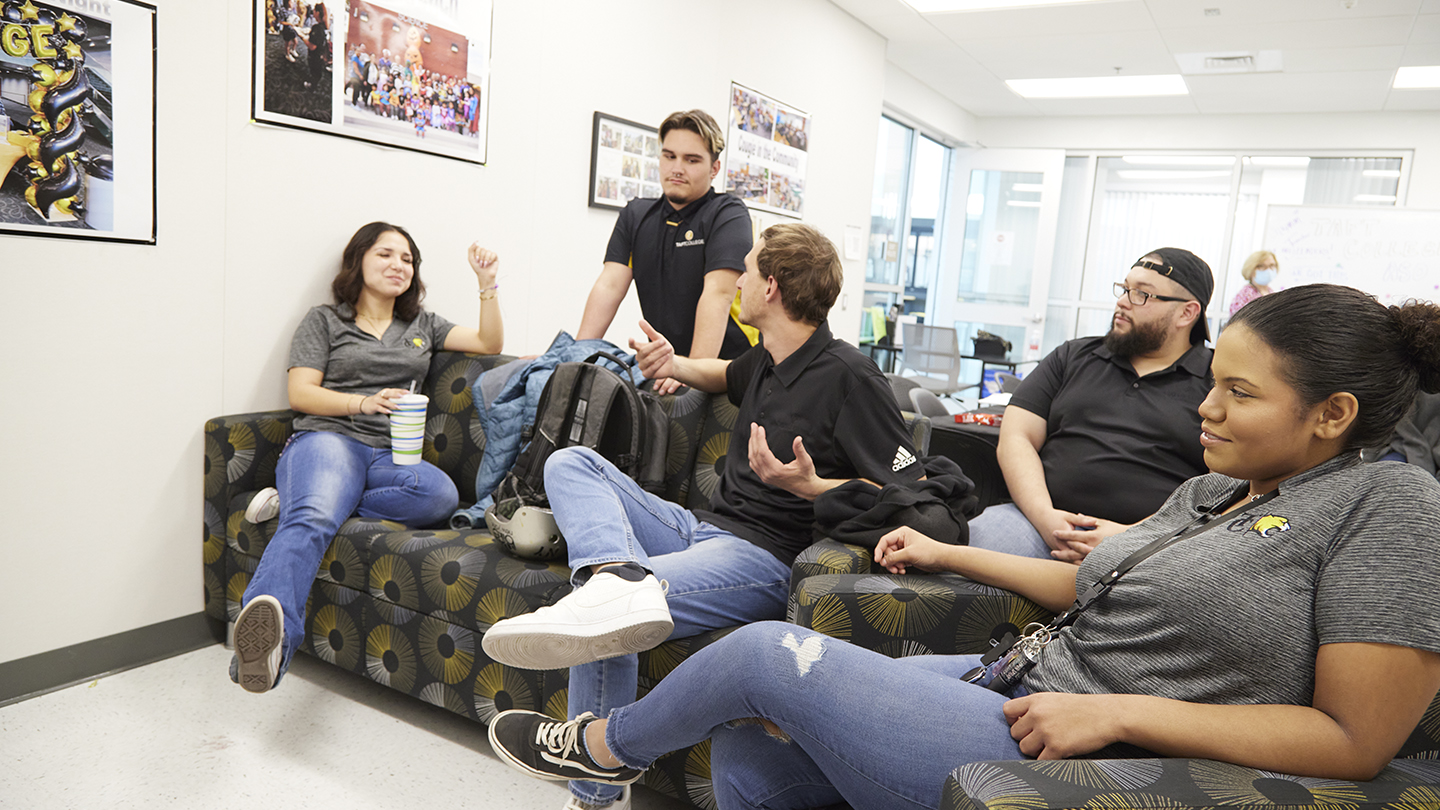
{"left": 970, "top": 248, "right": 1214, "bottom": 562}
{"left": 578, "top": 110, "right": 754, "bottom": 395}
{"left": 483, "top": 223, "right": 922, "bottom": 810}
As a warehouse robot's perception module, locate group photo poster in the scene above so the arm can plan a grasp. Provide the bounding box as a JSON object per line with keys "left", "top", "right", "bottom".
{"left": 588, "top": 111, "right": 660, "bottom": 210}
{"left": 252, "top": 0, "right": 492, "bottom": 164}
{"left": 723, "top": 82, "right": 808, "bottom": 219}
{"left": 0, "top": 0, "right": 156, "bottom": 243}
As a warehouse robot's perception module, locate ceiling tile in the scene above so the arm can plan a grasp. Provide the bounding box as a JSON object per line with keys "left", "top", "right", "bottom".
{"left": 1422, "top": 0, "right": 1440, "bottom": 12}
{"left": 1185, "top": 70, "right": 1394, "bottom": 113}
{"left": 958, "top": 31, "right": 1177, "bottom": 78}
{"left": 1281, "top": 45, "right": 1405, "bottom": 73}
{"left": 923, "top": 0, "right": 1154, "bottom": 40}
{"left": 1160, "top": 16, "right": 1416, "bottom": 52}
{"left": 1401, "top": 41, "right": 1440, "bottom": 63}
{"left": 1018, "top": 94, "right": 1201, "bottom": 116}
{"left": 1411, "top": 14, "right": 1440, "bottom": 40}
{"left": 1383, "top": 87, "right": 1440, "bottom": 108}
{"left": 1146, "top": 0, "right": 1423, "bottom": 28}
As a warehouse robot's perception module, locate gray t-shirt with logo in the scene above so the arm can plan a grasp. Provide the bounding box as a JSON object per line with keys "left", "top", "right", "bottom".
{"left": 1022, "top": 453, "right": 1440, "bottom": 707}
{"left": 288, "top": 304, "right": 456, "bottom": 448}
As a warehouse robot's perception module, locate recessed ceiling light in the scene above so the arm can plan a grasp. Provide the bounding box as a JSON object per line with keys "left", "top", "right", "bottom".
{"left": 901, "top": 0, "right": 1113, "bottom": 11}
{"left": 1247, "top": 156, "right": 1311, "bottom": 167}
{"left": 1394, "top": 66, "right": 1440, "bottom": 88}
{"left": 1354, "top": 194, "right": 1398, "bottom": 202}
{"left": 1362, "top": 169, "right": 1401, "bottom": 178}
{"left": 1122, "top": 155, "right": 1234, "bottom": 166}
{"left": 1007, "top": 74, "right": 1188, "bottom": 98}
{"left": 1116, "top": 170, "right": 1232, "bottom": 180}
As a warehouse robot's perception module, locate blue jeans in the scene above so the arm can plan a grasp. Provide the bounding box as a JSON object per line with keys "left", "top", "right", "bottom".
{"left": 605, "top": 622, "right": 1026, "bottom": 810}
{"left": 966, "top": 502, "right": 1051, "bottom": 559}
{"left": 242, "top": 430, "right": 458, "bottom": 679}
{"left": 544, "top": 447, "right": 793, "bottom": 807}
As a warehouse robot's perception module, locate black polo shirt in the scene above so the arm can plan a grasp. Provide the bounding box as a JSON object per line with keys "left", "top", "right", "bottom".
{"left": 1009, "top": 336, "right": 1212, "bottom": 524}
{"left": 604, "top": 189, "right": 753, "bottom": 359}
{"left": 693, "top": 324, "right": 925, "bottom": 565}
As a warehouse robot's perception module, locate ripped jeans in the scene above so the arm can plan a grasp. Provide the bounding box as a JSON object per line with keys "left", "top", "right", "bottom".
{"left": 605, "top": 621, "right": 1027, "bottom": 810}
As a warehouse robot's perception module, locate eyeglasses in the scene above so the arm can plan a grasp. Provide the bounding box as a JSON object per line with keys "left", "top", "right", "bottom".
{"left": 1113, "top": 282, "right": 1192, "bottom": 307}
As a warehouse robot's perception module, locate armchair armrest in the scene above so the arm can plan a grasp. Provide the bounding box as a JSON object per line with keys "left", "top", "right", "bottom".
{"left": 941, "top": 757, "right": 1440, "bottom": 810}
{"left": 788, "top": 568, "right": 1052, "bottom": 658}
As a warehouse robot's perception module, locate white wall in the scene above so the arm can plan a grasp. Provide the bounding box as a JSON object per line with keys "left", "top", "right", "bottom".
{"left": 0, "top": 0, "right": 887, "bottom": 665}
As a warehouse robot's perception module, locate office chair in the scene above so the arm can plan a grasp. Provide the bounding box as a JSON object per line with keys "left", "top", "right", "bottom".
{"left": 886, "top": 373, "right": 921, "bottom": 413}
{"left": 899, "top": 322, "right": 969, "bottom": 398}
{"left": 909, "top": 387, "right": 953, "bottom": 418}
{"left": 995, "top": 371, "right": 1023, "bottom": 394}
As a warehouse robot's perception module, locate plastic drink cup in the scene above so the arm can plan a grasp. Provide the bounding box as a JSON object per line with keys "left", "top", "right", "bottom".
{"left": 389, "top": 393, "right": 428, "bottom": 466}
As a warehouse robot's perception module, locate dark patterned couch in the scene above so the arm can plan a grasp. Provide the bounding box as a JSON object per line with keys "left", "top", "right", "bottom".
{"left": 204, "top": 349, "right": 946, "bottom": 808}
{"left": 787, "top": 540, "right": 1440, "bottom": 809}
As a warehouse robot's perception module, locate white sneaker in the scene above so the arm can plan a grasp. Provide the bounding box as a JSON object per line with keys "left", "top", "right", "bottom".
{"left": 562, "top": 786, "right": 630, "bottom": 810}
{"left": 245, "top": 487, "right": 279, "bottom": 524}
{"left": 481, "top": 572, "right": 673, "bottom": 670}
{"left": 234, "top": 594, "right": 284, "bottom": 693}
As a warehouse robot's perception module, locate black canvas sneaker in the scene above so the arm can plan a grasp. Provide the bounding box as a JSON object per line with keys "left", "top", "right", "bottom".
{"left": 488, "top": 710, "right": 643, "bottom": 786}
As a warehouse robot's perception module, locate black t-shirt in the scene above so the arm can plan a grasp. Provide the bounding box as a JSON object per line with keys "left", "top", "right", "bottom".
{"left": 603, "top": 189, "right": 752, "bottom": 359}
{"left": 1008, "top": 336, "right": 1212, "bottom": 524}
{"left": 693, "top": 324, "right": 925, "bottom": 565}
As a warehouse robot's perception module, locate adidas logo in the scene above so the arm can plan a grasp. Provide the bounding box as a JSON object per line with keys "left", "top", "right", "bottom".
{"left": 892, "top": 446, "right": 917, "bottom": 472}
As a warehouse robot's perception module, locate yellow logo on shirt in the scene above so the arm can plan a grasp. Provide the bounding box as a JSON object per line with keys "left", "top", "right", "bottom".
{"left": 1250, "top": 515, "right": 1289, "bottom": 537}
{"left": 412, "top": 338, "right": 424, "bottom": 348}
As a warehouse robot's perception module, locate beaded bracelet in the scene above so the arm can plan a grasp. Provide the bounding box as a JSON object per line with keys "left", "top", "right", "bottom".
{"left": 479, "top": 283, "right": 499, "bottom": 301}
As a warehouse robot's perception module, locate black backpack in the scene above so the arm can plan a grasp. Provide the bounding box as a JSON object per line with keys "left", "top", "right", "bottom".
{"left": 494, "top": 352, "right": 669, "bottom": 506}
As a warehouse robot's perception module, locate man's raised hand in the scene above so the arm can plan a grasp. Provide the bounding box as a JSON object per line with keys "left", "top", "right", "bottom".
{"left": 629, "top": 319, "right": 676, "bottom": 381}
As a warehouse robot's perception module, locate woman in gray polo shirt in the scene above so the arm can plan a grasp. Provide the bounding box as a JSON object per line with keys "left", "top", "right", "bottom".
{"left": 487, "top": 284, "right": 1440, "bottom": 809}
{"left": 232, "top": 221, "right": 504, "bottom": 694}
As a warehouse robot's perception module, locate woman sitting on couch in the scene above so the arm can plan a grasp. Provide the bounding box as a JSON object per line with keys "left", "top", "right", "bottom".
{"left": 487, "top": 283, "right": 1440, "bottom": 809}
{"left": 232, "top": 221, "right": 504, "bottom": 694}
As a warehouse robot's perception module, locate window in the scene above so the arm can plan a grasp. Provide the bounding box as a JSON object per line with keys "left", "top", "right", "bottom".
{"left": 863, "top": 115, "right": 953, "bottom": 324}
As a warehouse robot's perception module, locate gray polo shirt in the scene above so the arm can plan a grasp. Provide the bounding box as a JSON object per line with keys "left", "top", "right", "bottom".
{"left": 288, "top": 304, "right": 456, "bottom": 447}
{"left": 1023, "top": 453, "right": 1440, "bottom": 707}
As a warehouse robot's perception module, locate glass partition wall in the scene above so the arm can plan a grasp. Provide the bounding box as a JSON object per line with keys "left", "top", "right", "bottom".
{"left": 1041, "top": 152, "right": 1408, "bottom": 356}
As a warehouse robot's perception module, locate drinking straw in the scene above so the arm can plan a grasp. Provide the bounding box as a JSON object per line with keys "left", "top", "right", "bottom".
{"left": 409, "top": 380, "right": 416, "bottom": 394}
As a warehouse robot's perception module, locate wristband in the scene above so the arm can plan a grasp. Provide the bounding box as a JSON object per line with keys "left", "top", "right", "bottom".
{"left": 479, "top": 283, "right": 498, "bottom": 301}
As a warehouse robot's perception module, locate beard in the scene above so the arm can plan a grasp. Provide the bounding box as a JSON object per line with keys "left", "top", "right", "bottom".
{"left": 1104, "top": 315, "right": 1168, "bottom": 357}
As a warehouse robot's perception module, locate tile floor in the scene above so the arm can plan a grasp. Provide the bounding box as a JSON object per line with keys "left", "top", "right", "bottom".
{"left": 0, "top": 644, "right": 693, "bottom": 810}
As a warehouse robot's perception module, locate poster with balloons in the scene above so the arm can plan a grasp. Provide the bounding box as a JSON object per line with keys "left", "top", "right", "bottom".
{"left": 251, "top": 0, "right": 492, "bottom": 165}
{"left": 0, "top": 0, "right": 156, "bottom": 243}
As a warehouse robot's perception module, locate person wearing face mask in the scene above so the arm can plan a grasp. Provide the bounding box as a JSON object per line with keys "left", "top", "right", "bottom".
{"left": 1230, "top": 250, "right": 1279, "bottom": 316}
{"left": 230, "top": 222, "right": 504, "bottom": 695}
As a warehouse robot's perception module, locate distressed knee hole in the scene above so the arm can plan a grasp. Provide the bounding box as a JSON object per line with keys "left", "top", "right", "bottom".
{"left": 730, "top": 717, "right": 792, "bottom": 743}
{"left": 780, "top": 631, "right": 824, "bottom": 676}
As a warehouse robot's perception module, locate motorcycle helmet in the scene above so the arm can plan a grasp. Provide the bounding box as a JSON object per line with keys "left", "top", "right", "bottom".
{"left": 485, "top": 497, "right": 566, "bottom": 561}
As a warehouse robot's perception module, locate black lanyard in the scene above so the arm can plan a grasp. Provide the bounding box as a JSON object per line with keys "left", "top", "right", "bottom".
{"left": 1048, "top": 484, "right": 1278, "bottom": 633}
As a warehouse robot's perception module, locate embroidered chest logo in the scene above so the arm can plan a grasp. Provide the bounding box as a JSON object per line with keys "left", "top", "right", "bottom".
{"left": 411, "top": 338, "right": 425, "bottom": 349}
{"left": 1227, "top": 513, "right": 1290, "bottom": 537}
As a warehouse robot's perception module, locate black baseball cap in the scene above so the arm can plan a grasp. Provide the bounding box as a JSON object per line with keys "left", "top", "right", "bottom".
{"left": 1132, "top": 248, "right": 1213, "bottom": 343}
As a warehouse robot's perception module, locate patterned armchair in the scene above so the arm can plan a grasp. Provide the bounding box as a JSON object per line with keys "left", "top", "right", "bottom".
{"left": 203, "top": 349, "right": 933, "bottom": 809}
{"left": 786, "top": 544, "right": 1440, "bottom": 809}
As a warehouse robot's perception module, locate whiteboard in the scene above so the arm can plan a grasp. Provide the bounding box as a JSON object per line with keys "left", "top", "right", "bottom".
{"left": 1262, "top": 205, "right": 1440, "bottom": 306}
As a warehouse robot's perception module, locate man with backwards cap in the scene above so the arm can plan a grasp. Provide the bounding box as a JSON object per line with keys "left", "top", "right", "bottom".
{"left": 968, "top": 248, "right": 1215, "bottom": 562}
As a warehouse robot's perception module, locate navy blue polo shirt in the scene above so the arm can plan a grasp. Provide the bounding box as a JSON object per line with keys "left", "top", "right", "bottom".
{"left": 693, "top": 324, "right": 925, "bottom": 565}
{"left": 1009, "top": 336, "right": 1213, "bottom": 524}
{"left": 604, "top": 189, "right": 753, "bottom": 358}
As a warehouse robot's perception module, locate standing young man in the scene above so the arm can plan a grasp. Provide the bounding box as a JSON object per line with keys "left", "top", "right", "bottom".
{"left": 578, "top": 110, "right": 754, "bottom": 395}
{"left": 485, "top": 224, "right": 924, "bottom": 810}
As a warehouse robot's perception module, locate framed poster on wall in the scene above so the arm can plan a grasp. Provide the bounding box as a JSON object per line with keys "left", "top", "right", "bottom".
{"left": 588, "top": 111, "right": 659, "bottom": 211}
{"left": 251, "top": 0, "right": 492, "bottom": 165}
{"left": 724, "top": 82, "right": 808, "bottom": 220}
{"left": 0, "top": 0, "right": 157, "bottom": 243}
